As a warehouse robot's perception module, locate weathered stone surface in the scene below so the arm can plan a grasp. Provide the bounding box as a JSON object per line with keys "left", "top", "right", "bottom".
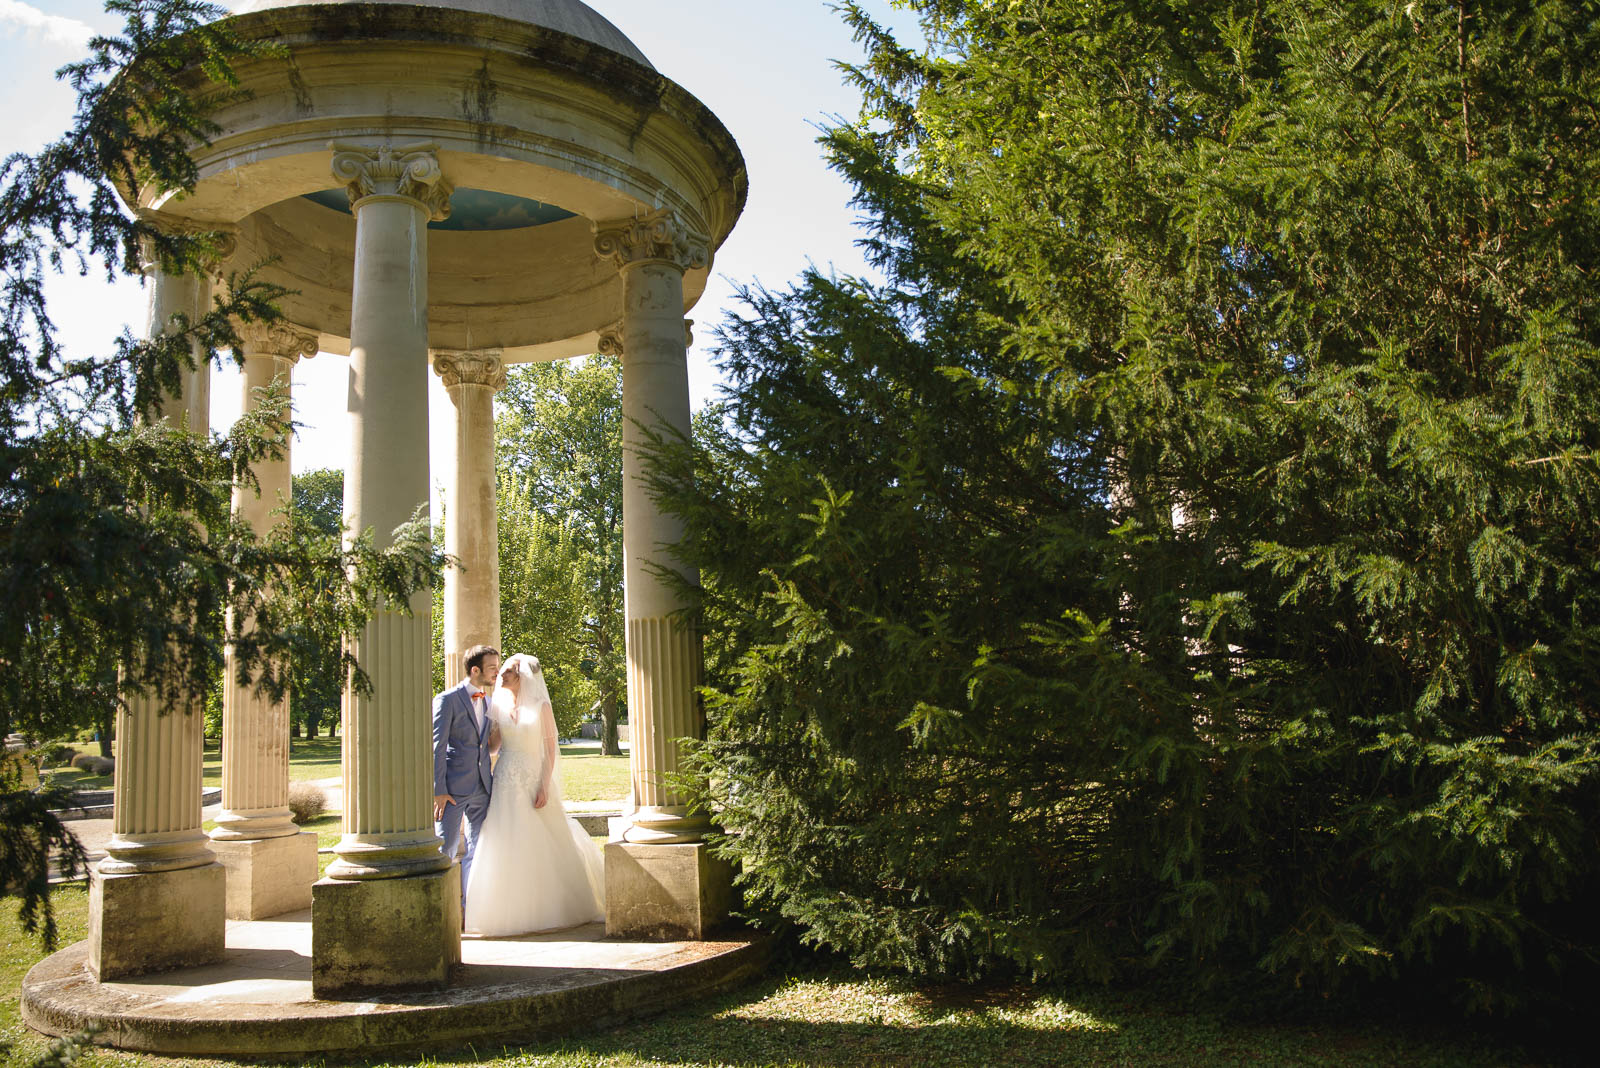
{"left": 89, "top": 864, "right": 226, "bottom": 980}
{"left": 604, "top": 842, "right": 732, "bottom": 941}
{"left": 434, "top": 348, "right": 506, "bottom": 689}
{"left": 234, "top": 0, "right": 658, "bottom": 69}
{"left": 22, "top": 914, "right": 772, "bottom": 1057}
{"left": 310, "top": 867, "right": 461, "bottom": 998}
{"left": 210, "top": 832, "right": 317, "bottom": 920}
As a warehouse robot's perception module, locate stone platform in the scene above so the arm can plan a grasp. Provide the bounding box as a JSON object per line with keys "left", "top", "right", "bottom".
{"left": 22, "top": 911, "right": 770, "bottom": 1058}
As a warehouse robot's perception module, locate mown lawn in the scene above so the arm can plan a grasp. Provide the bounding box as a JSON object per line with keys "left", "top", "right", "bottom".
{"left": 556, "top": 745, "right": 631, "bottom": 803}
{"left": 33, "top": 736, "right": 345, "bottom": 793}
{"left": 33, "top": 738, "right": 630, "bottom": 803}
{"left": 2, "top": 888, "right": 1558, "bottom": 1068}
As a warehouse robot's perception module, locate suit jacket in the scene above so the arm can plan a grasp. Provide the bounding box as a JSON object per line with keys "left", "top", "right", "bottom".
{"left": 432, "top": 679, "right": 493, "bottom": 801}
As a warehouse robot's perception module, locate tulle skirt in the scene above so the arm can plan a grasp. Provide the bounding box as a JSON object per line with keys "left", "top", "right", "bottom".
{"left": 464, "top": 772, "right": 605, "bottom": 937}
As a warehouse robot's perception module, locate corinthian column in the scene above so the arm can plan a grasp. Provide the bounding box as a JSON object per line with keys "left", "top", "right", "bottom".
{"left": 312, "top": 143, "right": 458, "bottom": 998}
{"left": 209, "top": 322, "right": 321, "bottom": 920}
{"left": 91, "top": 259, "right": 225, "bottom": 980}
{"left": 593, "top": 210, "right": 711, "bottom": 851}
{"left": 432, "top": 350, "right": 507, "bottom": 688}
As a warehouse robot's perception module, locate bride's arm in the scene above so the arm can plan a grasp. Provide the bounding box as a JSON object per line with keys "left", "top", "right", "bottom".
{"left": 533, "top": 698, "right": 556, "bottom": 809}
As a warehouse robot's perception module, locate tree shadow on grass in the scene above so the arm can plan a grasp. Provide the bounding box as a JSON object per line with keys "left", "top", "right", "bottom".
{"left": 320, "top": 970, "right": 1524, "bottom": 1068}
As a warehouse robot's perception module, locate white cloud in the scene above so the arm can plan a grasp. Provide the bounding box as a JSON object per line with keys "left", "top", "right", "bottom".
{"left": 0, "top": 0, "right": 94, "bottom": 50}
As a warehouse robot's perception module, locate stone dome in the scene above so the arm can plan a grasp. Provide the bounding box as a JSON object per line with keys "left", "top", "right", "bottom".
{"left": 230, "top": 0, "right": 654, "bottom": 68}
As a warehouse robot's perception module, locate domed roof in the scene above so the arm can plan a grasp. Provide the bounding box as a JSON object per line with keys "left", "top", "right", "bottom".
{"left": 230, "top": 0, "right": 654, "bottom": 68}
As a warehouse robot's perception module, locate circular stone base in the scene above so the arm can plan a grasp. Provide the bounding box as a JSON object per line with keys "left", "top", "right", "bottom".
{"left": 22, "top": 913, "right": 770, "bottom": 1058}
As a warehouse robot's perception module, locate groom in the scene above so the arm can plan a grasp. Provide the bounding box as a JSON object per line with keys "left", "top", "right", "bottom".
{"left": 432, "top": 644, "right": 500, "bottom": 906}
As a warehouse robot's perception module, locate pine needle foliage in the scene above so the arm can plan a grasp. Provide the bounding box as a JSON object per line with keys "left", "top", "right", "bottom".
{"left": 648, "top": 0, "right": 1600, "bottom": 1014}
{"left": 0, "top": 1, "right": 445, "bottom": 944}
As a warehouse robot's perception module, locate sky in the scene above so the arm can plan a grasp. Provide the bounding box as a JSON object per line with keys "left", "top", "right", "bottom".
{"left": 0, "top": 0, "right": 922, "bottom": 482}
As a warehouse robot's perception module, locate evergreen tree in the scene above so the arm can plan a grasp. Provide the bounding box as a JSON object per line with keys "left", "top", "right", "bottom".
{"left": 651, "top": 0, "right": 1600, "bottom": 1013}
{"left": 0, "top": 0, "right": 442, "bottom": 945}
{"left": 496, "top": 356, "right": 626, "bottom": 753}
{"left": 290, "top": 468, "right": 344, "bottom": 738}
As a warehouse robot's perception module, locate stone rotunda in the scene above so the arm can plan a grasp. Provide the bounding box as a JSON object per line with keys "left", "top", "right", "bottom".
{"left": 80, "top": 0, "right": 746, "bottom": 1000}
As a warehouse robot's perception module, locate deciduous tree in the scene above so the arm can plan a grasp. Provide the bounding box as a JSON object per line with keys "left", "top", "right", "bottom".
{"left": 496, "top": 356, "right": 626, "bottom": 753}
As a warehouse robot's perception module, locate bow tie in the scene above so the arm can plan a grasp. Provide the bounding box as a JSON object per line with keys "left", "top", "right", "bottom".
{"left": 471, "top": 691, "right": 486, "bottom": 700}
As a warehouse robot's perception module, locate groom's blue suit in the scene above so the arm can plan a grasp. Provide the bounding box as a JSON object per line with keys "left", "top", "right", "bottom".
{"left": 432, "top": 678, "right": 494, "bottom": 904}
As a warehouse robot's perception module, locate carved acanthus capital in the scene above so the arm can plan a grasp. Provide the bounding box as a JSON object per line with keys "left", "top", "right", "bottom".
{"left": 593, "top": 209, "right": 710, "bottom": 274}
{"left": 237, "top": 321, "right": 319, "bottom": 363}
{"left": 329, "top": 142, "right": 453, "bottom": 221}
{"left": 596, "top": 327, "right": 625, "bottom": 357}
{"left": 431, "top": 349, "right": 507, "bottom": 391}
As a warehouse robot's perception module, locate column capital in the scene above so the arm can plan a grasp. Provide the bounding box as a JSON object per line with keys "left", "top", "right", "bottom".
{"left": 593, "top": 209, "right": 710, "bottom": 274}
{"left": 595, "top": 318, "right": 691, "bottom": 356}
{"left": 330, "top": 141, "right": 453, "bottom": 221}
{"left": 237, "top": 321, "right": 319, "bottom": 363}
{"left": 431, "top": 349, "right": 507, "bottom": 390}
{"left": 596, "top": 327, "right": 625, "bottom": 358}
{"left": 137, "top": 215, "right": 238, "bottom": 280}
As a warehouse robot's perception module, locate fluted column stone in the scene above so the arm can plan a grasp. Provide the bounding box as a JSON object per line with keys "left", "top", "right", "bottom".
{"left": 105, "top": 265, "right": 214, "bottom": 876}
{"left": 312, "top": 143, "right": 459, "bottom": 998}
{"left": 432, "top": 350, "right": 506, "bottom": 688}
{"left": 91, "top": 261, "right": 226, "bottom": 980}
{"left": 208, "top": 322, "right": 322, "bottom": 919}
{"left": 593, "top": 210, "right": 710, "bottom": 847}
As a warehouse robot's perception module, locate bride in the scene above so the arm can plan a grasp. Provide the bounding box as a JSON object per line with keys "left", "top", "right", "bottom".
{"left": 463, "top": 653, "right": 605, "bottom": 936}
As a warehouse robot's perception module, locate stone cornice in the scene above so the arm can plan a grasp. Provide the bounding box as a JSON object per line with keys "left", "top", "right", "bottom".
{"left": 431, "top": 349, "right": 507, "bottom": 390}
{"left": 330, "top": 142, "right": 453, "bottom": 221}
{"left": 237, "top": 322, "right": 319, "bottom": 362}
{"left": 593, "top": 209, "right": 710, "bottom": 274}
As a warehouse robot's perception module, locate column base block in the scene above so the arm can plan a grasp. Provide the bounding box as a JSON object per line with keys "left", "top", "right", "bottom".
{"left": 311, "top": 867, "right": 461, "bottom": 999}
{"left": 604, "top": 842, "right": 732, "bottom": 941}
{"left": 210, "top": 832, "right": 318, "bottom": 920}
{"left": 89, "top": 863, "right": 225, "bottom": 981}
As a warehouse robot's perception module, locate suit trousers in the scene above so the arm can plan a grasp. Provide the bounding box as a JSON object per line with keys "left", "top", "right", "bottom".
{"left": 437, "top": 788, "right": 491, "bottom": 908}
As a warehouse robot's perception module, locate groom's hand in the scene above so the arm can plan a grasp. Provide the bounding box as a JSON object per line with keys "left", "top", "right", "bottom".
{"left": 433, "top": 794, "right": 455, "bottom": 822}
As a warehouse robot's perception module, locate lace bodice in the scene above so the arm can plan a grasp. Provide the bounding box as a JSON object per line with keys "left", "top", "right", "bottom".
{"left": 492, "top": 707, "right": 547, "bottom": 797}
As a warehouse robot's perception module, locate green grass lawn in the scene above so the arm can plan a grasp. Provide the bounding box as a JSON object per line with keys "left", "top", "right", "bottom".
{"left": 556, "top": 744, "right": 631, "bottom": 803}
{"left": 1, "top": 887, "right": 1555, "bottom": 1068}
{"left": 202, "top": 736, "right": 346, "bottom": 788}
{"left": 33, "top": 736, "right": 345, "bottom": 792}
{"left": 34, "top": 738, "right": 630, "bottom": 802}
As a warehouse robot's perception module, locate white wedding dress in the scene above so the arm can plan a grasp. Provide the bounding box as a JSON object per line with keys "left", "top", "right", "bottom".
{"left": 463, "top": 671, "right": 605, "bottom": 936}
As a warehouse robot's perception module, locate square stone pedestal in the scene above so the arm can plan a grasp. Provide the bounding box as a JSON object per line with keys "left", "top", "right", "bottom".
{"left": 89, "top": 862, "right": 226, "bottom": 981}
{"left": 605, "top": 842, "right": 732, "bottom": 941}
{"left": 210, "top": 832, "right": 318, "bottom": 920}
{"left": 311, "top": 866, "right": 461, "bottom": 999}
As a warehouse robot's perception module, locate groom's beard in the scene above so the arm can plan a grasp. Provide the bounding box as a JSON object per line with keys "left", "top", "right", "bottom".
{"left": 490, "top": 685, "right": 518, "bottom": 723}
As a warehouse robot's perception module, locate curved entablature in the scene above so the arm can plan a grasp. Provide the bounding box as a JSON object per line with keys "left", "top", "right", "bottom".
{"left": 131, "top": 0, "right": 747, "bottom": 359}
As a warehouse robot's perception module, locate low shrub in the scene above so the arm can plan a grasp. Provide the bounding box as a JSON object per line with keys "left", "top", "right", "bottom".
{"left": 37, "top": 743, "right": 77, "bottom": 767}
{"left": 288, "top": 782, "right": 326, "bottom": 824}
{"left": 70, "top": 754, "right": 113, "bottom": 776}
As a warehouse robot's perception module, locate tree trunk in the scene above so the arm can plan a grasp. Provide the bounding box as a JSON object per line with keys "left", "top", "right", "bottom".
{"left": 600, "top": 688, "right": 622, "bottom": 757}
{"left": 96, "top": 708, "right": 114, "bottom": 758}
